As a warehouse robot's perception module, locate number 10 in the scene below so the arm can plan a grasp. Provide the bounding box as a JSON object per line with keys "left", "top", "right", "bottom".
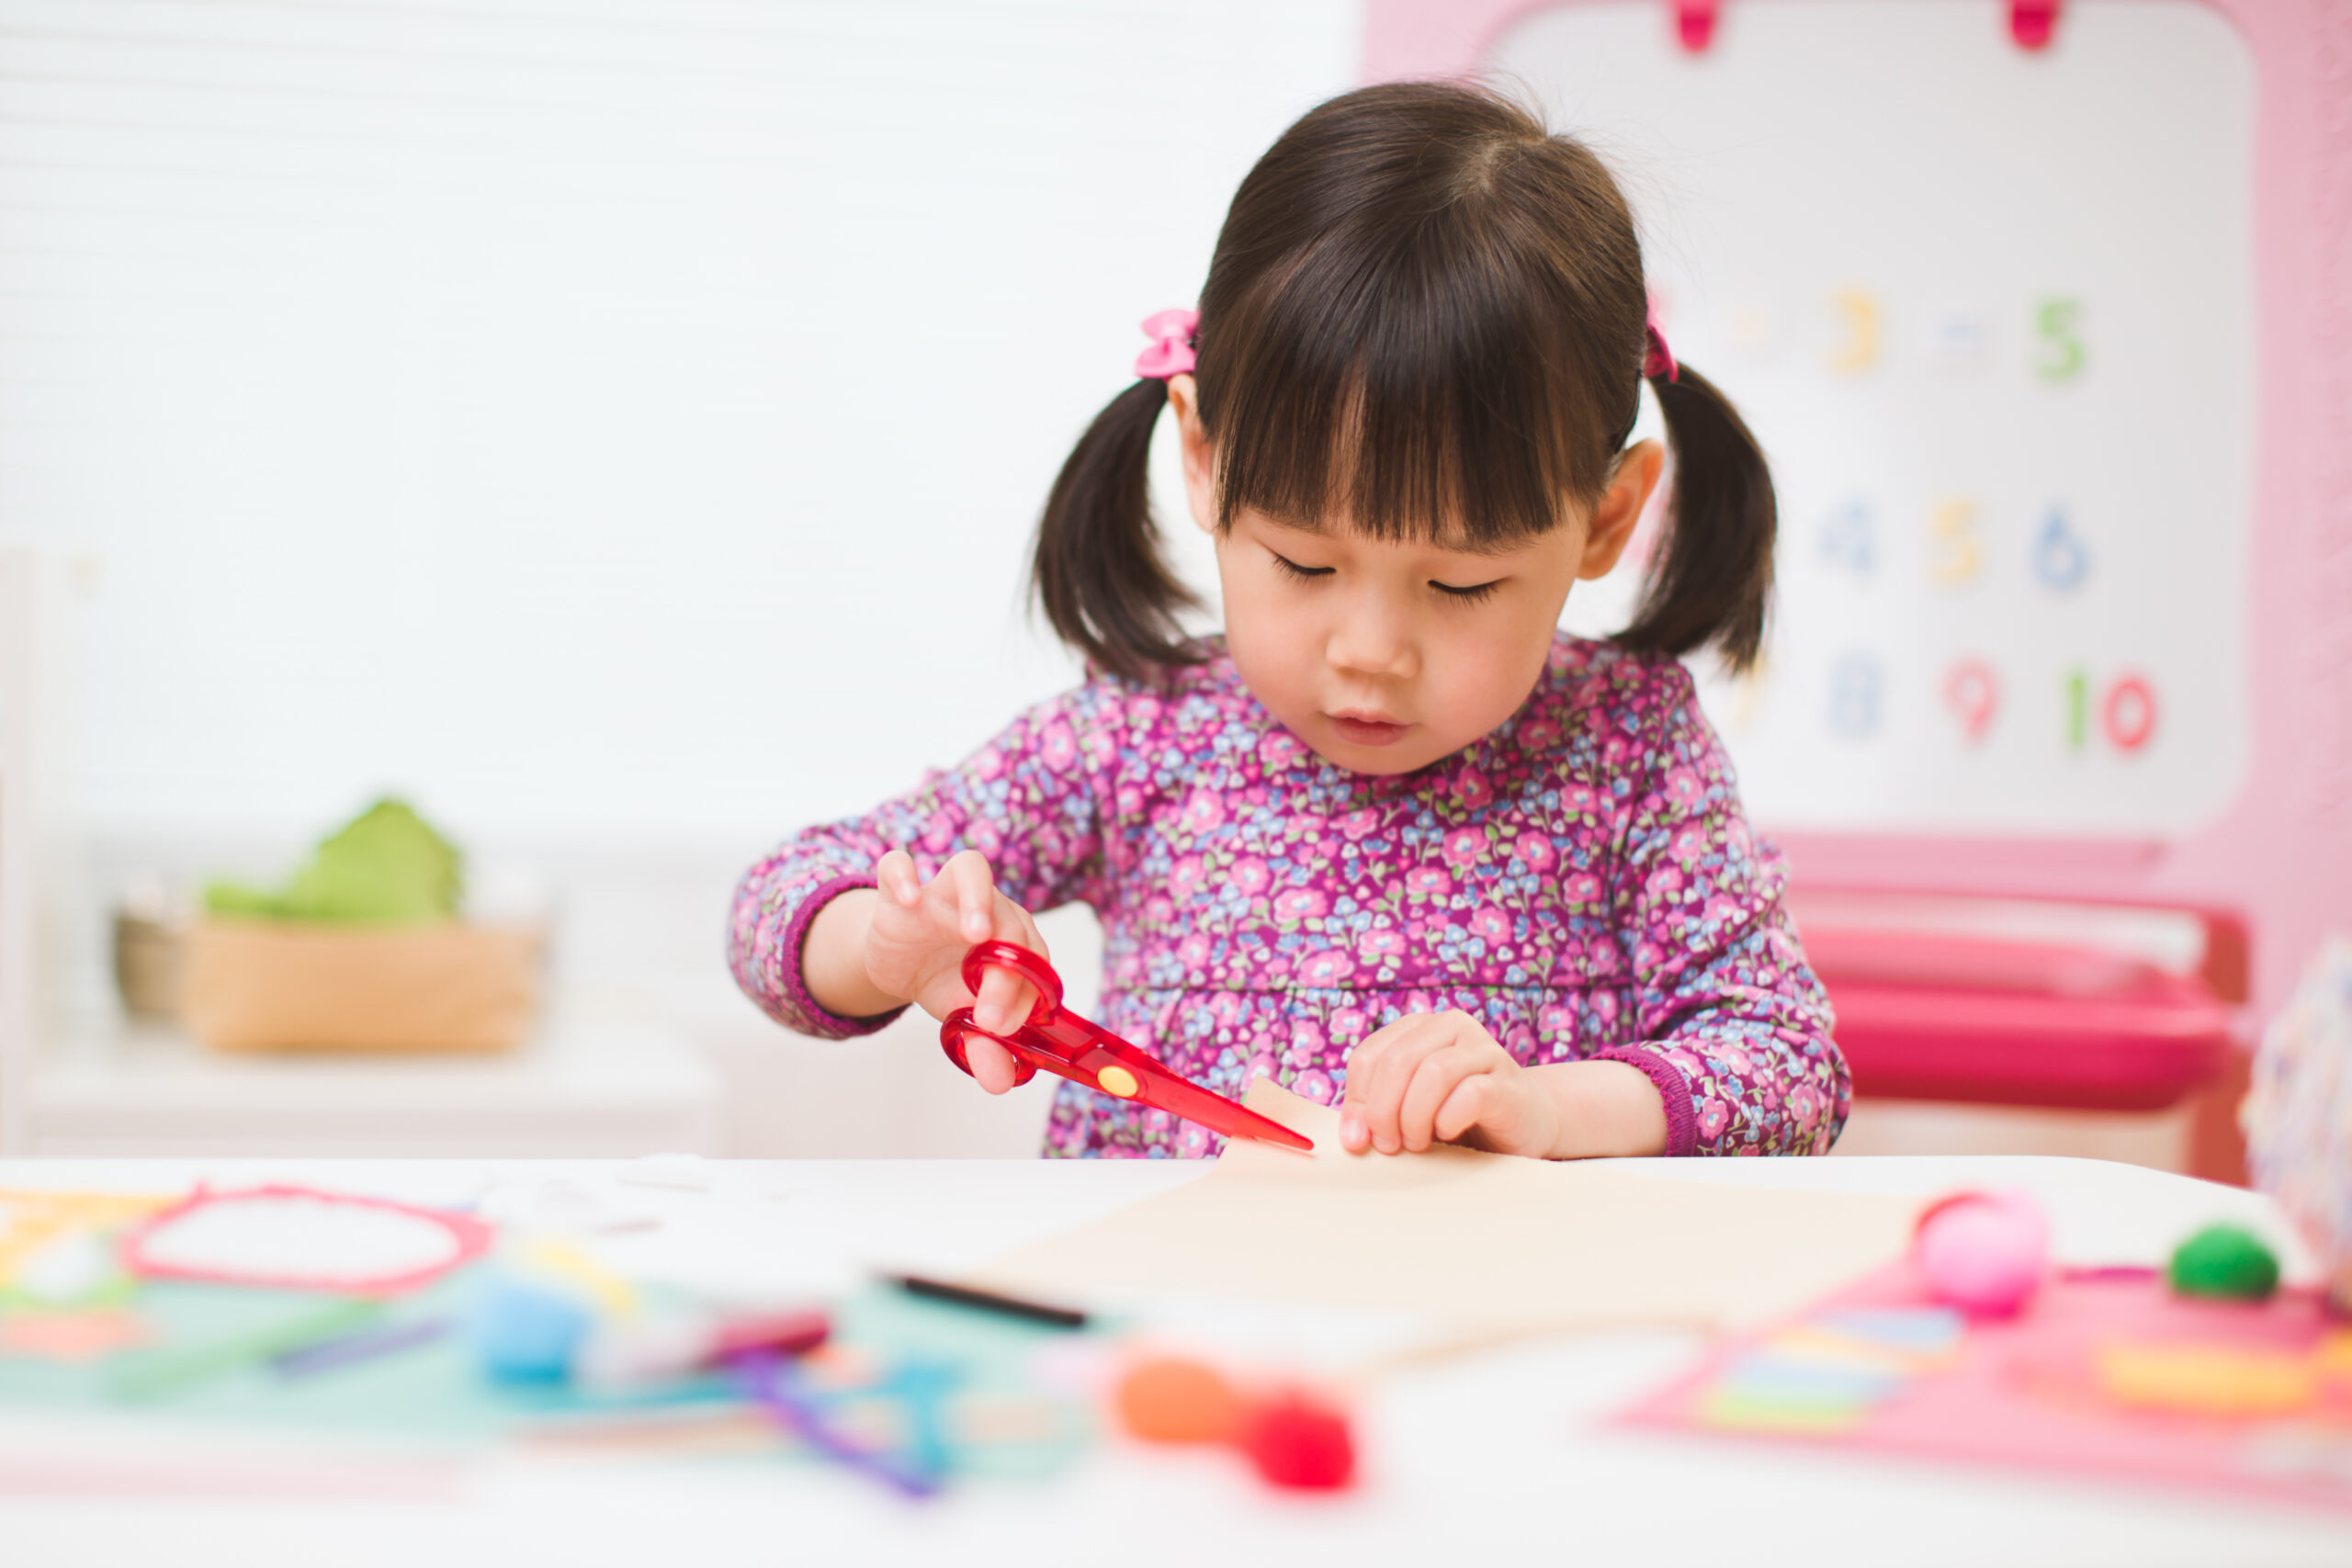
{"left": 2065, "top": 669, "right": 2156, "bottom": 752}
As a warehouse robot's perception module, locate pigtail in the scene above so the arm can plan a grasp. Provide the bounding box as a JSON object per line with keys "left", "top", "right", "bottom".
{"left": 1616, "top": 364, "right": 1776, "bottom": 675}
{"left": 1030, "top": 378, "right": 1201, "bottom": 682}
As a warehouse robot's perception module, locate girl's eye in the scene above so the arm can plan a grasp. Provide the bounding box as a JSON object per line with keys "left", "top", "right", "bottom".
{"left": 1430, "top": 579, "right": 1504, "bottom": 604}
{"left": 1271, "top": 553, "right": 1335, "bottom": 582}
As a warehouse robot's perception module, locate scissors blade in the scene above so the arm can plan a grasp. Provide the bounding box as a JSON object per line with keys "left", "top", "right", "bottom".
{"left": 1118, "top": 1058, "right": 1316, "bottom": 1152}
{"left": 1023, "top": 1015, "right": 1312, "bottom": 1151}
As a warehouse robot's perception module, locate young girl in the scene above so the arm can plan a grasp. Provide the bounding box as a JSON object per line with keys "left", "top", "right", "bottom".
{"left": 729, "top": 82, "right": 1848, "bottom": 1162}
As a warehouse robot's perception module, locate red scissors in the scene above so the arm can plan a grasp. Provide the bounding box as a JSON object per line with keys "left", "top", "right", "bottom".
{"left": 939, "top": 941, "right": 1313, "bottom": 1153}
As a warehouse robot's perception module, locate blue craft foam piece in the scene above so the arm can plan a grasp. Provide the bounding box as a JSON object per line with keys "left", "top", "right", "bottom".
{"left": 471, "top": 1274, "right": 592, "bottom": 1384}
{"left": 1713, "top": 1351, "right": 1904, "bottom": 1409}
{"left": 1811, "top": 1308, "right": 1966, "bottom": 1357}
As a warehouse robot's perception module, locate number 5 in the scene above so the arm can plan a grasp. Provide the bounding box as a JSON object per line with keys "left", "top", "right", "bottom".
{"left": 2034, "top": 297, "right": 2086, "bottom": 384}
{"left": 1928, "top": 498, "right": 1983, "bottom": 587}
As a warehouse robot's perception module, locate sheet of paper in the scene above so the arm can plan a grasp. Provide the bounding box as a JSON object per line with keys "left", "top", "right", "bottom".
{"left": 974, "top": 1081, "right": 1923, "bottom": 1337}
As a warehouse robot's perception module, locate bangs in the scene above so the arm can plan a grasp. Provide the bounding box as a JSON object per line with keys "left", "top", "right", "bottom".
{"left": 1200, "top": 198, "right": 1639, "bottom": 547}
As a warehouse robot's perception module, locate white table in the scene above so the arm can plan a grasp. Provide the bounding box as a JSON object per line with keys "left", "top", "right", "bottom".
{"left": 0, "top": 1155, "right": 2344, "bottom": 1568}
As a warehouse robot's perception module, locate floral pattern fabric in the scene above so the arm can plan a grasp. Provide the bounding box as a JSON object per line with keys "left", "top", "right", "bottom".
{"left": 729, "top": 636, "right": 1849, "bottom": 1159}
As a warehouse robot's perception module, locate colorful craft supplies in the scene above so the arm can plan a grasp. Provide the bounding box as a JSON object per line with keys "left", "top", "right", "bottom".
{"left": 0, "top": 1191, "right": 172, "bottom": 1307}
{"left": 1115, "top": 1356, "right": 1243, "bottom": 1444}
{"left": 1625, "top": 1260, "right": 2352, "bottom": 1516}
{"left": 471, "top": 1273, "right": 595, "bottom": 1385}
{"left": 1913, "top": 1191, "right": 2049, "bottom": 1317}
{"left": 122, "top": 1187, "right": 491, "bottom": 1294}
{"left": 730, "top": 1347, "right": 949, "bottom": 1498}
{"left": 107, "top": 1297, "right": 385, "bottom": 1401}
{"left": 1690, "top": 1307, "right": 1962, "bottom": 1434}
{"left": 1110, "top": 1353, "right": 1359, "bottom": 1492}
{"left": 272, "top": 1316, "right": 455, "bottom": 1379}
{"left": 0, "top": 1179, "right": 1094, "bottom": 1502}
{"left": 2094, "top": 1343, "right": 2317, "bottom": 1418}
{"left": 1241, "top": 1392, "right": 1356, "bottom": 1491}
{"left": 2167, "top": 1224, "right": 2282, "bottom": 1302}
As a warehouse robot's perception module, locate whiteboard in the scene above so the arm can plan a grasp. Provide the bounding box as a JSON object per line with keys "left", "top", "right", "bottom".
{"left": 1508, "top": 0, "right": 2257, "bottom": 837}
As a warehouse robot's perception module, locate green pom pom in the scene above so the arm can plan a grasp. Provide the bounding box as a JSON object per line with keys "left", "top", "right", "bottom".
{"left": 2167, "top": 1224, "right": 2280, "bottom": 1301}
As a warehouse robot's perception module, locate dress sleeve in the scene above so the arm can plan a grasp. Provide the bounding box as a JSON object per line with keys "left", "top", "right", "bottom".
{"left": 726, "top": 682, "right": 1118, "bottom": 1039}
{"left": 1595, "top": 663, "right": 1851, "bottom": 1156}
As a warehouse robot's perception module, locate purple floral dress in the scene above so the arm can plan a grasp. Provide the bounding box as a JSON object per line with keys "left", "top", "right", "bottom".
{"left": 729, "top": 635, "right": 1849, "bottom": 1159}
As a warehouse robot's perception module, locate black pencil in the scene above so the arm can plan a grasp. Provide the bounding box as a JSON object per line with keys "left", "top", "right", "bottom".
{"left": 890, "top": 1273, "right": 1090, "bottom": 1328}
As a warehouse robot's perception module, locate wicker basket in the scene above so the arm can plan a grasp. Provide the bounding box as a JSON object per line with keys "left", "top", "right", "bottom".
{"left": 183, "top": 919, "right": 542, "bottom": 1054}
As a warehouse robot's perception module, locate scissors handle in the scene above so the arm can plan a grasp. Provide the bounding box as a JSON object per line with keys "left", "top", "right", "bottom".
{"left": 937, "top": 941, "right": 1312, "bottom": 1153}
{"left": 959, "top": 941, "right": 1062, "bottom": 1021}
{"left": 937, "top": 940, "right": 1062, "bottom": 1088}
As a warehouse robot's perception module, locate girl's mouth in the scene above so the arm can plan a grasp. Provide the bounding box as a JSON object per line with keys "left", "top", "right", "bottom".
{"left": 1328, "top": 713, "right": 1410, "bottom": 747}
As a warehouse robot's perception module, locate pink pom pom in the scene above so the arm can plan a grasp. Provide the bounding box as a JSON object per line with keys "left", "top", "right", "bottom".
{"left": 1913, "top": 1190, "right": 2049, "bottom": 1316}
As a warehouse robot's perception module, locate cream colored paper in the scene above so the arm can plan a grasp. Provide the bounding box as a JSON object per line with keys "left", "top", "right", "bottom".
{"left": 974, "top": 1080, "right": 1921, "bottom": 1336}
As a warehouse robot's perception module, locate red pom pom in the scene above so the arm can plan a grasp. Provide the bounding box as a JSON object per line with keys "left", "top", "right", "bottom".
{"left": 1241, "top": 1392, "right": 1356, "bottom": 1491}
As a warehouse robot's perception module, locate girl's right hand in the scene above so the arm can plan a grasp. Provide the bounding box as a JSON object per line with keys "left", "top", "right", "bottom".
{"left": 867, "top": 848, "right": 1047, "bottom": 1096}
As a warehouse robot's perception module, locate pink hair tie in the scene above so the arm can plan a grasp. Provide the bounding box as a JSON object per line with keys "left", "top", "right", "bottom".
{"left": 1134, "top": 308, "right": 1199, "bottom": 380}
{"left": 1643, "top": 306, "right": 1679, "bottom": 383}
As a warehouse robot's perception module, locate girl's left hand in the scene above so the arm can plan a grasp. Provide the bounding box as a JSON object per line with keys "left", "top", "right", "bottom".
{"left": 1337, "top": 1010, "right": 1559, "bottom": 1159}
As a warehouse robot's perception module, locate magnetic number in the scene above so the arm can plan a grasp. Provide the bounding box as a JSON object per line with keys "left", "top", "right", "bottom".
{"left": 2102, "top": 675, "right": 2156, "bottom": 750}
{"left": 1931, "top": 310, "right": 1994, "bottom": 374}
{"left": 2032, "top": 507, "right": 2090, "bottom": 593}
{"left": 1828, "top": 651, "right": 1883, "bottom": 739}
{"left": 2034, "top": 297, "right": 2086, "bottom": 384}
{"left": 1829, "top": 288, "right": 1881, "bottom": 375}
{"left": 2066, "top": 669, "right": 2157, "bottom": 753}
{"left": 1819, "top": 501, "right": 1874, "bottom": 576}
{"left": 1928, "top": 498, "right": 1982, "bottom": 587}
{"left": 1942, "top": 658, "right": 2000, "bottom": 744}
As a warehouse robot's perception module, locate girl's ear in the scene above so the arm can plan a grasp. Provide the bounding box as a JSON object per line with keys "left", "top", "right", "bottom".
{"left": 1577, "top": 439, "right": 1664, "bottom": 581}
{"left": 1162, "top": 374, "right": 1219, "bottom": 536}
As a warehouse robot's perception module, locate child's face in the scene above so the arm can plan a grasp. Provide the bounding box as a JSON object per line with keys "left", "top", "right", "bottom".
{"left": 1168, "top": 377, "right": 1663, "bottom": 776}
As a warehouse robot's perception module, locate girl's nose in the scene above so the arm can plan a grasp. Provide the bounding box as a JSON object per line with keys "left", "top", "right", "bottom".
{"left": 1324, "top": 594, "right": 1419, "bottom": 681}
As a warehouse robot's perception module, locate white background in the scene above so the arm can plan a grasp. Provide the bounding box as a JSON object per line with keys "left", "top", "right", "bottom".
{"left": 0, "top": 0, "right": 1351, "bottom": 845}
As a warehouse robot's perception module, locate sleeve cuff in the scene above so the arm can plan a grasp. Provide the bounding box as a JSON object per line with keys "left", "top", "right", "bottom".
{"left": 779, "top": 874, "right": 910, "bottom": 1039}
{"left": 1594, "top": 1045, "right": 1699, "bottom": 1157}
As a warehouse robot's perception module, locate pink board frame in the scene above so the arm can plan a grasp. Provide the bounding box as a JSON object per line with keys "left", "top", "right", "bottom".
{"left": 1364, "top": 0, "right": 2352, "bottom": 1019}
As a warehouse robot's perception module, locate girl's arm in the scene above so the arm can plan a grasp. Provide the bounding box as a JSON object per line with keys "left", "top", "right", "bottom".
{"left": 1337, "top": 661, "right": 1843, "bottom": 1162}
{"left": 727, "top": 684, "right": 1115, "bottom": 1041}
{"left": 1596, "top": 665, "right": 1851, "bottom": 1156}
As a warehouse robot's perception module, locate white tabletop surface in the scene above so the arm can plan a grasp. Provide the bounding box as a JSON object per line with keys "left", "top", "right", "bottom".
{"left": 0, "top": 1154, "right": 2345, "bottom": 1568}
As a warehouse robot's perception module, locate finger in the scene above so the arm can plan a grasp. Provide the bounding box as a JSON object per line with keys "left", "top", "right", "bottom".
{"left": 1351, "top": 1017, "right": 1455, "bottom": 1155}
{"left": 875, "top": 849, "right": 923, "bottom": 907}
{"left": 944, "top": 851, "right": 997, "bottom": 943}
{"left": 1432, "top": 1074, "right": 1498, "bottom": 1146}
{"left": 995, "top": 895, "right": 1048, "bottom": 960}
{"left": 1338, "top": 1026, "right": 1401, "bottom": 1151}
{"left": 973, "top": 962, "right": 1039, "bottom": 1037}
{"left": 963, "top": 1033, "right": 1024, "bottom": 1095}
{"left": 1397, "top": 1043, "right": 1494, "bottom": 1152}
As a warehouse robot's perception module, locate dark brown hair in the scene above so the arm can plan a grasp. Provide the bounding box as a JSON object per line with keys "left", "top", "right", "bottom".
{"left": 1032, "top": 81, "right": 1774, "bottom": 680}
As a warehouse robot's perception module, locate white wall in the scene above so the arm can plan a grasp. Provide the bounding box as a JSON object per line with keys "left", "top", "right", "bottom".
{"left": 0, "top": 0, "right": 1358, "bottom": 845}
{"left": 0, "top": 0, "right": 1361, "bottom": 1155}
